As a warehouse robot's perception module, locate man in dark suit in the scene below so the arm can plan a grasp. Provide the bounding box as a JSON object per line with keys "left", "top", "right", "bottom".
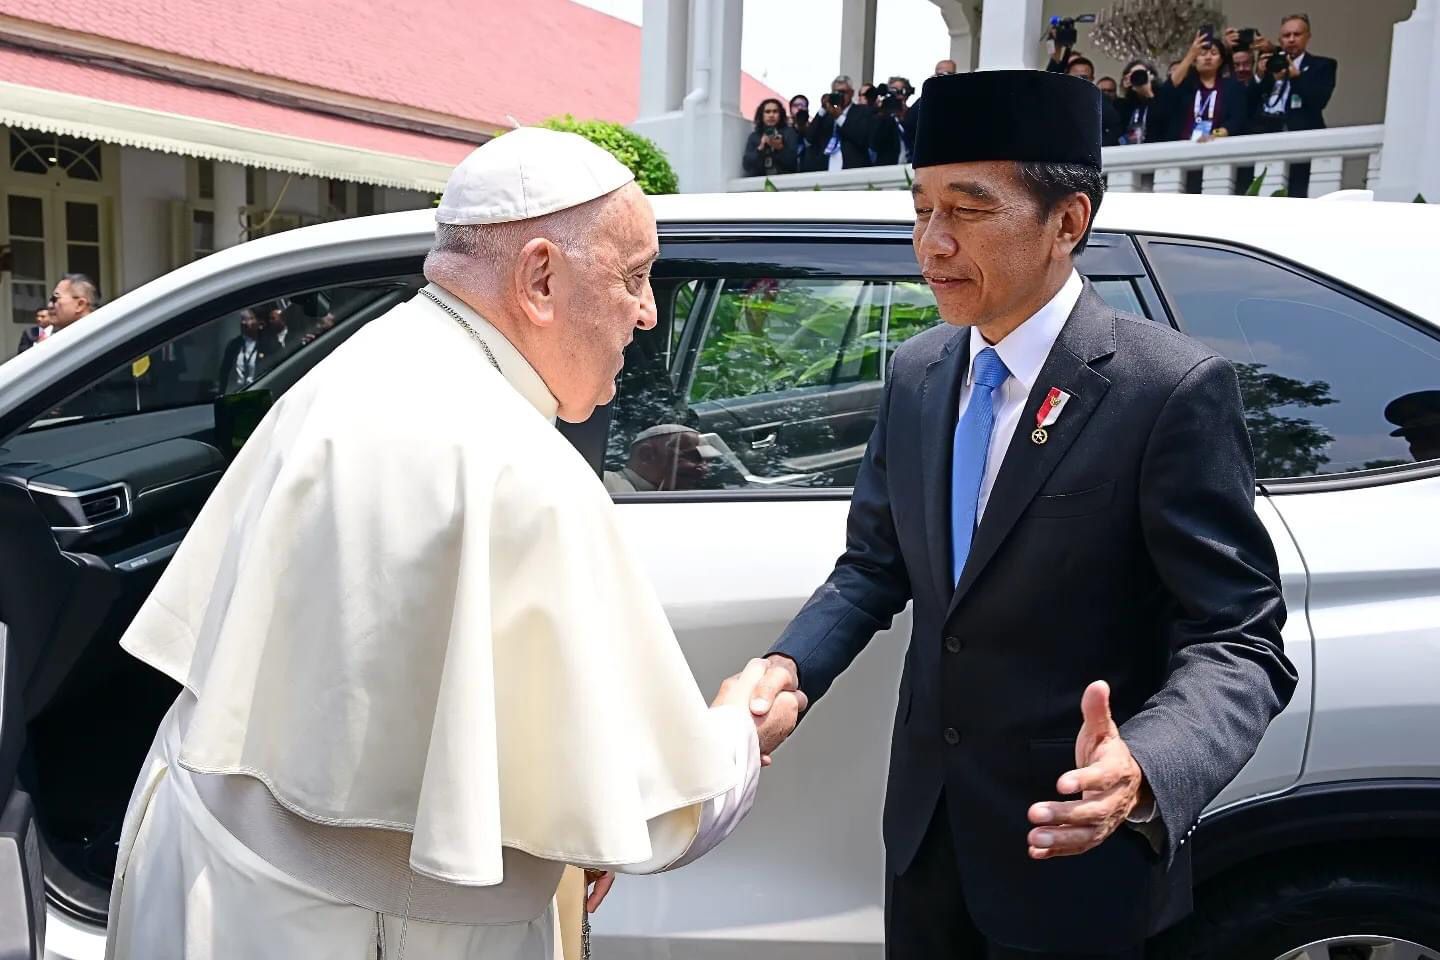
{"left": 806, "top": 75, "right": 874, "bottom": 172}
{"left": 16, "top": 308, "right": 49, "bottom": 354}
{"left": 734, "top": 71, "right": 1296, "bottom": 959}
{"left": 1254, "top": 13, "right": 1337, "bottom": 195}
{"left": 217, "top": 307, "right": 277, "bottom": 394}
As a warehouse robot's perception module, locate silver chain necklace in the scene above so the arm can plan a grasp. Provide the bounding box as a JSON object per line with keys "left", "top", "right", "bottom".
{"left": 418, "top": 288, "right": 502, "bottom": 374}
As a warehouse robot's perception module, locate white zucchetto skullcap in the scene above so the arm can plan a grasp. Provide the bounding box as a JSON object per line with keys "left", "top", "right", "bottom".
{"left": 435, "top": 128, "right": 636, "bottom": 226}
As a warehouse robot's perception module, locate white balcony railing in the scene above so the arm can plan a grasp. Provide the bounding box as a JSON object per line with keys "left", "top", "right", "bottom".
{"left": 729, "top": 124, "right": 1385, "bottom": 198}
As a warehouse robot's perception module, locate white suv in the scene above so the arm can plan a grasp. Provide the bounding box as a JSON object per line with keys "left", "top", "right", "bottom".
{"left": 1, "top": 192, "right": 1438, "bottom": 960}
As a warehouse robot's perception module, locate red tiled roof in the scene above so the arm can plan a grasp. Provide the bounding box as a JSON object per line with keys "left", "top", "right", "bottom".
{"left": 0, "top": 0, "right": 782, "bottom": 128}
{"left": 0, "top": 46, "right": 477, "bottom": 165}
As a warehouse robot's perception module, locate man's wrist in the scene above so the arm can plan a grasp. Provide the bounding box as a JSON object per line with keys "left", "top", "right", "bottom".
{"left": 1126, "top": 778, "right": 1157, "bottom": 823}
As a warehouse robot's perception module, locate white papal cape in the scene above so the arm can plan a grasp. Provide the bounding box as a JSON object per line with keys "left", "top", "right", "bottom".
{"left": 105, "top": 285, "right": 760, "bottom": 960}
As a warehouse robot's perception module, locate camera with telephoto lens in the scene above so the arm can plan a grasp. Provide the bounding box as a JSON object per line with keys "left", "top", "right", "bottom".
{"left": 1048, "top": 13, "right": 1095, "bottom": 50}
{"left": 1268, "top": 50, "right": 1290, "bottom": 74}
{"left": 1129, "top": 67, "right": 1150, "bottom": 87}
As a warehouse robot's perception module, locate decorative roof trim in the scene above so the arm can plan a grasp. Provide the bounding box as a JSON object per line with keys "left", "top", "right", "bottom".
{"left": 0, "top": 80, "right": 455, "bottom": 192}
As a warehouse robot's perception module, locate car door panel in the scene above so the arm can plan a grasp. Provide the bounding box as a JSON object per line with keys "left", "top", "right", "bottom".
{"left": 1265, "top": 474, "right": 1440, "bottom": 787}
{"left": 1207, "top": 496, "right": 1312, "bottom": 809}
{"left": 600, "top": 498, "right": 898, "bottom": 955}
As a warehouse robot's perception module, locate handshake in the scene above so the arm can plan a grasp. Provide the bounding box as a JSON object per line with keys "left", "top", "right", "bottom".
{"left": 713, "top": 655, "right": 806, "bottom": 767}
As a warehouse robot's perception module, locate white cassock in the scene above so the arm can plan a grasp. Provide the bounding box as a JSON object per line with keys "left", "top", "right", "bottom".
{"left": 105, "top": 284, "right": 760, "bottom": 960}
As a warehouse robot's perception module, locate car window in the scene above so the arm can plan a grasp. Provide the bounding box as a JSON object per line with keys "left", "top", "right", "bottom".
{"left": 605, "top": 269, "right": 1154, "bottom": 494}
{"left": 1089, "top": 278, "right": 1145, "bottom": 317}
{"left": 1147, "top": 241, "right": 1440, "bottom": 478}
{"left": 31, "top": 279, "right": 420, "bottom": 430}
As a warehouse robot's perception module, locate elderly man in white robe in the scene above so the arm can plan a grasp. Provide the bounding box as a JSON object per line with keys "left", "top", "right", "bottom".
{"left": 104, "top": 128, "right": 803, "bottom": 960}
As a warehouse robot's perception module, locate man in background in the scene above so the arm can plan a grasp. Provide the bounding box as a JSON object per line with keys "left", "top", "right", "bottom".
{"left": 17, "top": 307, "right": 50, "bottom": 354}
{"left": 1256, "top": 13, "right": 1337, "bottom": 195}
{"left": 46, "top": 273, "right": 98, "bottom": 339}
{"left": 807, "top": 75, "right": 873, "bottom": 171}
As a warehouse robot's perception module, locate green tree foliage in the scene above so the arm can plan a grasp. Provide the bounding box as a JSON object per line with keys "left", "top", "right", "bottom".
{"left": 539, "top": 116, "right": 678, "bottom": 195}
{"left": 1233, "top": 362, "right": 1335, "bottom": 477}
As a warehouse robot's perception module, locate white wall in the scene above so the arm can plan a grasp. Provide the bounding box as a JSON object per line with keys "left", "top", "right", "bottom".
{"left": 1043, "top": 0, "right": 1417, "bottom": 127}
{"left": 116, "top": 147, "right": 185, "bottom": 293}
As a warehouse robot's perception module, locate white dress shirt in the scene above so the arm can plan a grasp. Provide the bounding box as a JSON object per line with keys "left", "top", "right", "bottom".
{"left": 1264, "top": 51, "right": 1306, "bottom": 116}
{"left": 827, "top": 104, "right": 851, "bottom": 172}
{"left": 956, "top": 269, "right": 1082, "bottom": 521}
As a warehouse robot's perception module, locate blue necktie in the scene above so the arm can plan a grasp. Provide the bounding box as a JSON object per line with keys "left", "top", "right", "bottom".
{"left": 951, "top": 347, "right": 1010, "bottom": 585}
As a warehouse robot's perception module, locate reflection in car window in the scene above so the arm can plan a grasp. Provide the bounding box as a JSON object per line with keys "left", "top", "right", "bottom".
{"left": 1148, "top": 242, "right": 1440, "bottom": 478}
{"left": 31, "top": 279, "right": 420, "bottom": 430}
{"left": 607, "top": 270, "right": 1162, "bottom": 494}
{"left": 1089, "top": 278, "right": 1145, "bottom": 318}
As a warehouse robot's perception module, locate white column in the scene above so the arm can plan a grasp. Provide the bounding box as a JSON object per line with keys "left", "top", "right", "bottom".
{"left": 978, "top": 0, "right": 1045, "bottom": 71}
{"left": 1201, "top": 163, "right": 1236, "bottom": 195}
{"left": 1153, "top": 167, "right": 1185, "bottom": 194}
{"left": 1377, "top": 0, "right": 1440, "bottom": 202}
{"left": 638, "top": 0, "right": 688, "bottom": 119}
{"left": 933, "top": 0, "right": 980, "bottom": 73}
{"left": 1107, "top": 170, "right": 1140, "bottom": 193}
{"left": 1367, "top": 151, "right": 1383, "bottom": 190}
{"left": 1253, "top": 159, "right": 1290, "bottom": 196}
{"left": 840, "top": 0, "right": 878, "bottom": 85}
{"left": 1306, "top": 156, "right": 1345, "bottom": 197}
{"left": 630, "top": 0, "right": 748, "bottom": 193}
{"left": 212, "top": 161, "right": 246, "bottom": 249}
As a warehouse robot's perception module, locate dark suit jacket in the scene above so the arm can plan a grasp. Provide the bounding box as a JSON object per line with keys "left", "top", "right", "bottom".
{"left": 743, "top": 127, "right": 800, "bottom": 177}
{"left": 1267, "top": 52, "right": 1336, "bottom": 131}
{"left": 771, "top": 286, "right": 1296, "bottom": 953}
{"left": 1115, "top": 92, "right": 1168, "bottom": 144}
{"left": 806, "top": 105, "right": 874, "bottom": 170}
{"left": 217, "top": 335, "right": 280, "bottom": 394}
{"left": 869, "top": 114, "right": 906, "bottom": 166}
{"left": 16, "top": 325, "right": 43, "bottom": 354}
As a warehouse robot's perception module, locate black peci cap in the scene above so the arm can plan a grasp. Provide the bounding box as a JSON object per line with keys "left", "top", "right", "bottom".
{"left": 913, "top": 70, "right": 1104, "bottom": 170}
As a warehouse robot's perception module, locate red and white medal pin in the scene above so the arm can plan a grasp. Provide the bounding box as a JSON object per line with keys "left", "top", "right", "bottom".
{"left": 1031, "top": 388, "right": 1071, "bottom": 445}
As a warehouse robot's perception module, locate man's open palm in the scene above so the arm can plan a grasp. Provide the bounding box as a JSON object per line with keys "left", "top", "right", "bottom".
{"left": 1026, "top": 681, "right": 1148, "bottom": 859}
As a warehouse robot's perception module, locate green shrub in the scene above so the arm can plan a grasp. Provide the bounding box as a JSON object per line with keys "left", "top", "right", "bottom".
{"left": 539, "top": 116, "right": 678, "bottom": 195}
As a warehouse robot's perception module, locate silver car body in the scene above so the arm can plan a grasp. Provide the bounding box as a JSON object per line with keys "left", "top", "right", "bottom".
{"left": 3, "top": 192, "right": 1436, "bottom": 960}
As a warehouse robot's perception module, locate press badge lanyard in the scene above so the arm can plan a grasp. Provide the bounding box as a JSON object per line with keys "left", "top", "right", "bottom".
{"left": 1192, "top": 88, "right": 1217, "bottom": 139}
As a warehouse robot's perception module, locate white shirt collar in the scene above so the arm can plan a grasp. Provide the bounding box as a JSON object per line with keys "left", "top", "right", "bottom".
{"left": 965, "top": 270, "right": 1083, "bottom": 394}
{"left": 1293, "top": 51, "right": 1306, "bottom": 68}
{"left": 422, "top": 282, "right": 560, "bottom": 422}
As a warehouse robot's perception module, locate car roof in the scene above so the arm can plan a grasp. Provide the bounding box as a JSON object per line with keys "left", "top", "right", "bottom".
{"left": 20, "top": 191, "right": 1438, "bottom": 352}
{"left": 189, "top": 190, "right": 1431, "bottom": 325}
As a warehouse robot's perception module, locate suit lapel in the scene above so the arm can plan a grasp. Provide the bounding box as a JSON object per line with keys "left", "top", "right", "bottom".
{"left": 947, "top": 287, "right": 1117, "bottom": 618}
{"left": 919, "top": 328, "right": 968, "bottom": 607}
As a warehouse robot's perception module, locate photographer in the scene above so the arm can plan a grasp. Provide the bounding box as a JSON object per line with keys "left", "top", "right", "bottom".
{"left": 743, "top": 98, "right": 800, "bottom": 177}
{"left": 868, "top": 87, "right": 909, "bottom": 165}
{"left": 1116, "top": 59, "right": 1167, "bottom": 144}
{"left": 1045, "top": 16, "right": 1086, "bottom": 73}
{"left": 1254, "top": 13, "right": 1337, "bottom": 133}
{"left": 1164, "top": 29, "right": 1247, "bottom": 141}
{"left": 806, "top": 75, "right": 873, "bottom": 172}
{"left": 789, "top": 95, "right": 811, "bottom": 170}
{"left": 1252, "top": 14, "right": 1337, "bottom": 195}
